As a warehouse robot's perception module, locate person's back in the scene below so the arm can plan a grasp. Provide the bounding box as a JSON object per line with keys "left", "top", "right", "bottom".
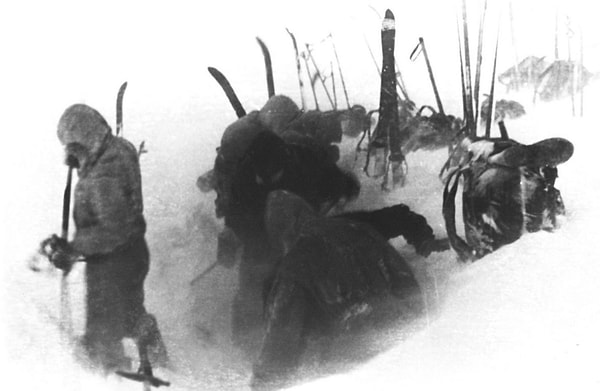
{"left": 253, "top": 190, "right": 423, "bottom": 389}
{"left": 72, "top": 134, "right": 146, "bottom": 256}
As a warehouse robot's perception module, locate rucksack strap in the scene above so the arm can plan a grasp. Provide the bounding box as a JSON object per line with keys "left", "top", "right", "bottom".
{"left": 442, "top": 168, "right": 476, "bottom": 261}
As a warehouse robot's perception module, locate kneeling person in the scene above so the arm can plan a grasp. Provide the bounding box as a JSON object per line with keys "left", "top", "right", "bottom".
{"left": 252, "top": 190, "right": 424, "bottom": 389}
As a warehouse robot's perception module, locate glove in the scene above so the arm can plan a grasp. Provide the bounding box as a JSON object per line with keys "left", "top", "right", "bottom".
{"left": 415, "top": 237, "right": 450, "bottom": 257}
{"left": 65, "top": 153, "right": 80, "bottom": 168}
{"left": 64, "top": 143, "right": 85, "bottom": 168}
{"left": 40, "top": 234, "right": 84, "bottom": 272}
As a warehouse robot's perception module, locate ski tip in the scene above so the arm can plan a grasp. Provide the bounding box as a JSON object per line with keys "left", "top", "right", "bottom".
{"left": 383, "top": 9, "right": 395, "bottom": 30}
{"left": 384, "top": 9, "right": 395, "bottom": 21}
{"left": 256, "top": 36, "right": 265, "bottom": 46}
{"left": 119, "top": 82, "right": 127, "bottom": 95}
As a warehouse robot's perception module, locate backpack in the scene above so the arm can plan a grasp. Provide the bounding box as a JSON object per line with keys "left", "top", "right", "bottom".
{"left": 443, "top": 136, "right": 573, "bottom": 261}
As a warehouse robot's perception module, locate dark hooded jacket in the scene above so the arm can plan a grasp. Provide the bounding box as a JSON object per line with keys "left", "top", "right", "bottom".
{"left": 253, "top": 190, "right": 422, "bottom": 386}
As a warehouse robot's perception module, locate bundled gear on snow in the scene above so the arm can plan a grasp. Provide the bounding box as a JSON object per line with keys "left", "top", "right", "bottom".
{"left": 251, "top": 190, "right": 424, "bottom": 390}
{"left": 442, "top": 1, "right": 574, "bottom": 262}
{"left": 498, "top": 56, "right": 550, "bottom": 92}
{"left": 443, "top": 134, "right": 573, "bottom": 261}
{"left": 42, "top": 104, "right": 168, "bottom": 373}
{"left": 534, "top": 60, "right": 593, "bottom": 102}
{"left": 398, "top": 106, "right": 464, "bottom": 154}
{"left": 479, "top": 96, "right": 526, "bottom": 125}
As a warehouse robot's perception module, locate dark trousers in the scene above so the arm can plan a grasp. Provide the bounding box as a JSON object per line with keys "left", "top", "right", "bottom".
{"left": 83, "top": 237, "right": 150, "bottom": 370}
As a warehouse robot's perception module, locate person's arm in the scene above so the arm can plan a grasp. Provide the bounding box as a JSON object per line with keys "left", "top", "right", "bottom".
{"left": 339, "top": 204, "right": 448, "bottom": 256}
{"left": 71, "top": 175, "right": 143, "bottom": 256}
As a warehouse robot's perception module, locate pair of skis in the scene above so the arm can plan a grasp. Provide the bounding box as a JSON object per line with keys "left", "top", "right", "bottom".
{"left": 286, "top": 29, "right": 351, "bottom": 111}
{"left": 361, "top": 9, "right": 406, "bottom": 190}
{"left": 206, "top": 35, "right": 276, "bottom": 121}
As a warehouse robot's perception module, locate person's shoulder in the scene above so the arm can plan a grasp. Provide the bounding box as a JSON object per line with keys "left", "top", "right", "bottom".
{"left": 109, "top": 136, "right": 139, "bottom": 158}
{"left": 95, "top": 136, "right": 139, "bottom": 174}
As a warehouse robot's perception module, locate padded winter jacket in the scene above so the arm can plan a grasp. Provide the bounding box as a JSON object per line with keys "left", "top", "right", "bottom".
{"left": 57, "top": 104, "right": 146, "bottom": 256}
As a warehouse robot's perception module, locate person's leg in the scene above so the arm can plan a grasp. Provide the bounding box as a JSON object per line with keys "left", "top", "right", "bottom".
{"left": 121, "top": 239, "right": 170, "bottom": 368}
{"left": 83, "top": 261, "right": 129, "bottom": 372}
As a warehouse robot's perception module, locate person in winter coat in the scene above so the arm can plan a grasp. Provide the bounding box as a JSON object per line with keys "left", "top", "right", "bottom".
{"left": 251, "top": 190, "right": 425, "bottom": 390}
{"left": 205, "top": 96, "right": 361, "bottom": 353}
{"left": 226, "top": 128, "right": 360, "bottom": 352}
{"left": 44, "top": 104, "right": 167, "bottom": 373}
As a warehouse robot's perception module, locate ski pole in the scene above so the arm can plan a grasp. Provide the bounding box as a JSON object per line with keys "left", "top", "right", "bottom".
{"left": 305, "top": 43, "right": 335, "bottom": 109}
{"left": 301, "top": 51, "right": 319, "bottom": 110}
{"left": 461, "top": 0, "right": 476, "bottom": 137}
{"left": 412, "top": 38, "right": 445, "bottom": 116}
{"left": 286, "top": 28, "right": 307, "bottom": 110}
{"left": 330, "top": 33, "right": 351, "bottom": 109}
{"left": 330, "top": 61, "right": 338, "bottom": 109}
{"left": 473, "top": 0, "right": 488, "bottom": 127}
{"left": 116, "top": 342, "right": 170, "bottom": 389}
{"left": 485, "top": 22, "right": 500, "bottom": 138}
{"left": 60, "top": 166, "right": 74, "bottom": 337}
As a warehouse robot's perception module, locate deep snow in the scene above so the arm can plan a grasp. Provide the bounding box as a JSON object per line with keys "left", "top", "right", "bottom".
{"left": 2, "top": 0, "right": 600, "bottom": 390}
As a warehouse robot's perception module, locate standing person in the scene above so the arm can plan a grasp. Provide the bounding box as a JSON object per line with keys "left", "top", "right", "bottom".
{"left": 44, "top": 104, "right": 167, "bottom": 373}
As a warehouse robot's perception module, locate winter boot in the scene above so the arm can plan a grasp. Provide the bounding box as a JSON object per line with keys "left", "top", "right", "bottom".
{"left": 78, "top": 334, "right": 132, "bottom": 374}
{"left": 135, "top": 313, "right": 170, "bottom": 369}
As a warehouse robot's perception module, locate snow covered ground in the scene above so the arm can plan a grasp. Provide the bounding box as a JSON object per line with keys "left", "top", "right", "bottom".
{"left": 2, "top": 0, "right": 600, "bottom": 390}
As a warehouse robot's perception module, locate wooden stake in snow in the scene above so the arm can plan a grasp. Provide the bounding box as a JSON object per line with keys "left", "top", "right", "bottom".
{"left": 554, "top": 9, "right": 560, "bottom": 60}
{"left": 286, "top": 28, "right": 307, "bottom": 110}
{"left": 411, "top": 37, "right": 445, "bottom": 116}
{"left": 579, "top": 31, "right": 584, "bottom": 117}
{"left": 566, "top": 18, "right": 576, "bottom": 117}
{"left": 331, "top": 32, "right": 351, "bottom": 109}
{"left": 473, "top": 0, "right": 488, "bottom": 128}
{"left": 485, "top": 25, "right": 500, "bottom": 138}
{"left": 462, "top": 0, "right": 475, "bottom": 137}
{"left": 330, "top": 61, "right": 338, "bottom": 109}
{"left": 305, "top": 43, "right": 335, "bottom": 109}
{"left": 508, "top": 1, "right": 521, "bottom": 91}
{"left": 301, "top": 51, "right": 319, "bottom": 110}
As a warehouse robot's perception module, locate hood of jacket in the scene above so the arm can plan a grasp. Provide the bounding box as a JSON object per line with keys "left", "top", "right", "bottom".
{"left": 57, "top": 104, "right": 112, "bottom": 170}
